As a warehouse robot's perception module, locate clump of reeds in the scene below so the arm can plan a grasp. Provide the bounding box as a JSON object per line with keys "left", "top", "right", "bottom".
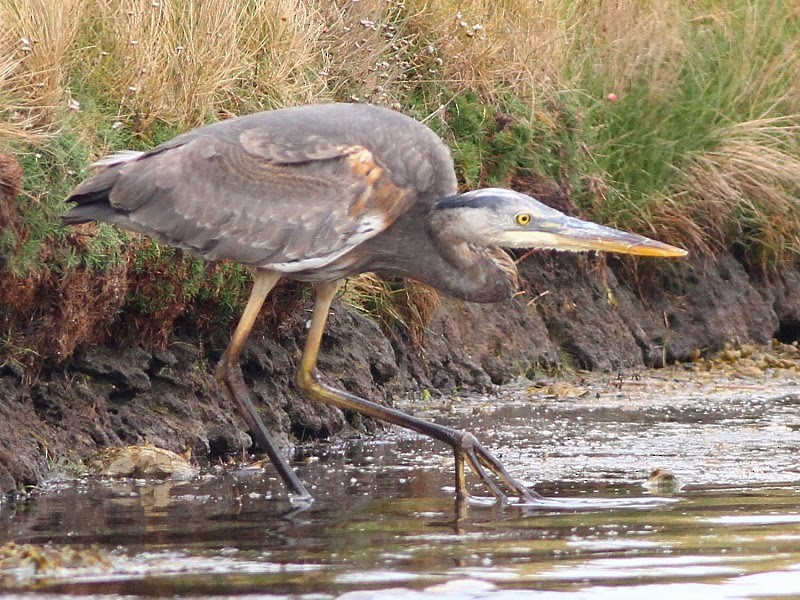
{"left": 559, "top": 0, "right": 800, "bottom": 260}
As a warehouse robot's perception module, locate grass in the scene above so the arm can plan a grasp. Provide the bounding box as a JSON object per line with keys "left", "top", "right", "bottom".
{"left": 561, "top": 1, "right": 800, "bottom": 258}
{"left": 341, "top": 274, "right": 439, "bottom": 348}
{"left": 1, "top": 0, "right": 800, "bottom": 366}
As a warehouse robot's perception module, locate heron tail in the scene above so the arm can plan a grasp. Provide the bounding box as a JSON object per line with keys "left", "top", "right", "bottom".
{"left": 61, "top": 167, "right": 123, "bottom": 224}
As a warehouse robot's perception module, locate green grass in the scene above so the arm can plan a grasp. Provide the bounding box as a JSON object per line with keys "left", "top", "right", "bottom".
{"left": 436, "top": 90, "right": 587, "bottom": 193}
{"left": 563, "top": 1, "right": 800, "bottom": 254}
{"left": 7, "top": 132, "right": 90, "bottom": 272}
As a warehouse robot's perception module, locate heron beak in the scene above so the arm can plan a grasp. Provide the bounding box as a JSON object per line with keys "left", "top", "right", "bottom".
{"left": 505, "top": 214, "right": 688, "bottom": 258}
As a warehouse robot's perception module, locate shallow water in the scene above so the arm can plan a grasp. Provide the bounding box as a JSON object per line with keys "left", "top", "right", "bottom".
{"left": 1, "top": 371, "right": 799, "bottom": 598}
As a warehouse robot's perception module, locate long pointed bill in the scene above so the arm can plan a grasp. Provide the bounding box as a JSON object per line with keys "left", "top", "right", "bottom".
{"left": 505, "top": 214, "right": 688, "bottom": 258}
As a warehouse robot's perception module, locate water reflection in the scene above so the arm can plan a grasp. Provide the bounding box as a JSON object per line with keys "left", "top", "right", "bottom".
{"left": 0, "top": 375, "right": 799, "bottom": 597}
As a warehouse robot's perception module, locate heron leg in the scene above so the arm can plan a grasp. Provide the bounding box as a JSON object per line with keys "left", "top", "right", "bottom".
{"left": 297, "top": 281, "right": 542, "bottom": 505}
{"left": 216, "top": 270, "right": 312, "bottom": 501}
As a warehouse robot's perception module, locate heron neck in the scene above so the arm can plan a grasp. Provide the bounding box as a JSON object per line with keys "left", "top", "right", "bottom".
{"left": 425, "top": 238, "right": 519, "bottom": 303}
{"left": 350, "top": 206, "right": 520, "bottom": 303}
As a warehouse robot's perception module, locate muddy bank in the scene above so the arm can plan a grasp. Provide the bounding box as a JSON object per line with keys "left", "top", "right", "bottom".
{"left": 2, "top": 147, "right": 799, "bottom": 493}
{"left": 2, "top": 242, "right": 800, "bottom": 493}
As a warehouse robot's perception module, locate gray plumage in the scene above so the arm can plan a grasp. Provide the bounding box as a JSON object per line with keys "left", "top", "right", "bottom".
{"left": 65, "top": 104, "right": 451, "bottom": 274}
{"left": 63, "top": 102, "right": 687, "bottom": 503}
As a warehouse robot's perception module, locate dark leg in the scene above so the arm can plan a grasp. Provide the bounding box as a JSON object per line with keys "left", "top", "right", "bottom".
{"left": 297, "top": 281, "right": 543, "bottom": 504}
{"left": 216, "top": 270, "right": 312, "bottom": 501}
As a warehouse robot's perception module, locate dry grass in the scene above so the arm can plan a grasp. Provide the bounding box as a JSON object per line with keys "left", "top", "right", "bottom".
{"left": 394, "top": 0, "right": 687, "bottom": 102}
{"left": 0, "top": 0, "right": 797, "bottom": 129}
{"left": 678, "top": 118, "right": 800, "bottom": 263}
{"left": 0, "top": 0, "right": 623, "bottom": 140}
{"left": 0, "top": 0, "right": 464, "bottom": 137}
{"left": 73, "top": 0, "right": 326, "bottom": 130}
{"left": 341, "top": 273, "right": 439, "bottom": 347}
{"left": 0, "top": 0, "right": 84, "bottom": 144}
{"left": 0, "top": 54, "right": 46, "bottom": 144}
{"left": 372, "top": 0, "right": 577, "bottom": 109}
{"left": 559, "top": 0, "right": 687, "bottom": 93}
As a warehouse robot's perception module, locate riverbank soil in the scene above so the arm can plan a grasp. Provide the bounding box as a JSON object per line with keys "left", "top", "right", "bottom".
{"left": 3, "top": 154, "right": 800, "bottom": 493}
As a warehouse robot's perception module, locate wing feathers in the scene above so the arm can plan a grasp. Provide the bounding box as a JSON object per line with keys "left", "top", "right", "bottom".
{"left": 67, "top": 131, "right": 414, "bottom": 272}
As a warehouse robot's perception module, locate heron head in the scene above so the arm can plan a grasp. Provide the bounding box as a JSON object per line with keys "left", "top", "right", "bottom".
{"left": 432, "top": 188, "right": 687, "bottom": 258}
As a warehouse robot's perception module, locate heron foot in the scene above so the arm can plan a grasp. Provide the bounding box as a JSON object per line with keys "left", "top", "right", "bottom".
{"left": 450, "top": 430, "right": 543, "bottom": 504}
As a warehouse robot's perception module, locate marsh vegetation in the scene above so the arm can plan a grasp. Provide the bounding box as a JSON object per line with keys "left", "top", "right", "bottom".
{"left": 2, "top": 0, "right": 800, "bottom": 367}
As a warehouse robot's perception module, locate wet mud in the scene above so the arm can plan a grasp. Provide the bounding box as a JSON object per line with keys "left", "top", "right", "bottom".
{"left": 4, "top": 247, "right": 800, "bottom": 496}
{"left": 0, "top": 366, "right": 799, "bottom": 597}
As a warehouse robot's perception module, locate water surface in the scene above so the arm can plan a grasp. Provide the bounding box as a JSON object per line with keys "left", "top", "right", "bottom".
{"left": 1, "top": 371, "right": 799, "bottom": 598}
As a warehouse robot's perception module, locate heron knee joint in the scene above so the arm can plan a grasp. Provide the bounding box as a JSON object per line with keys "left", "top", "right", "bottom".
{"left": 215, "top": 358, "right": 239, "bottom": 383}
{"left": 296, "top": 368, "right": 319, "bottom": 392}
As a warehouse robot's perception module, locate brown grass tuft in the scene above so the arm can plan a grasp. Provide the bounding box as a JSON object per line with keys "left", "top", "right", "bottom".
{"left": 0, "top": 262, "right": 128, "bottom": 368}
{"left": 559, "top": 0, "right": 686, "bottom": 93}
{"left": 0, "top": 0, "right": 82, "bottom": 135}
{"left": 0, "top": 152, "right": 23, "bottom": 223}
{"left": 400, "top": 0, "right": 564, "bottom": 101}
{"left": 342, "top": 273, "right": 439, "bottom": 347}
{"left": 677, "top": 117, "right": 800, "bottom": 264}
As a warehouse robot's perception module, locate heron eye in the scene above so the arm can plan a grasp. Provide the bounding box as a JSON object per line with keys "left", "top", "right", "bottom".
{"left": 515, "top": 213, "right": 531, "bottom": 226}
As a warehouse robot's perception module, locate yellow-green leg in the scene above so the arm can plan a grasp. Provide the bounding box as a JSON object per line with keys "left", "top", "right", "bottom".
{"left": 216, "top": 270, "right": 311, "bottom": 501}
{"left": 297, "top": 281, "right": 542, "bottom": 504}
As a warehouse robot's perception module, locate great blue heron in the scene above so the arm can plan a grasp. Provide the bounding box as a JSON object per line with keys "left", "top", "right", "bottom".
{"left": 63, "top": 103, "right": 686, "bottom": 505}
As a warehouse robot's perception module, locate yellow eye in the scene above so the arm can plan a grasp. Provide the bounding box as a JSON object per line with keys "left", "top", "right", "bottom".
{"left": 515, "top": 213, "right": 531, "bottom": 226}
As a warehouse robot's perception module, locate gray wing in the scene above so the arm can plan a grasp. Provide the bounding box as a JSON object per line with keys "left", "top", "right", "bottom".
{"left": 65, "top": 128, "right": 414, "bottom": 272}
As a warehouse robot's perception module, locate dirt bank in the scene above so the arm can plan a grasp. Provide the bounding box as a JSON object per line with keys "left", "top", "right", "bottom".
{"left": 3, "top": 145, "right": 800, "bottom": 493}
{"left": 3, "top": 245, "right": 799, "bottom": 494}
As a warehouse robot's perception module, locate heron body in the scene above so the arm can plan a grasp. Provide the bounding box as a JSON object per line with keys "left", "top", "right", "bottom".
{"left": 64, "top": 103, "right": 687, "bottom": 506}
